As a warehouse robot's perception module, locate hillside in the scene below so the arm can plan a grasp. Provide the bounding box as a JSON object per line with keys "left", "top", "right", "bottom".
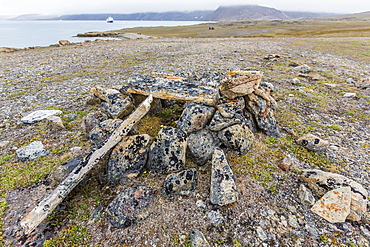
{"left": 9, "top": 5, "right": 339, "bottom": 21}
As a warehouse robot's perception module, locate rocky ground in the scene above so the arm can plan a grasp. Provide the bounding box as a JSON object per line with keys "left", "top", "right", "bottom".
{"left": 0, "top": 37, "right": 369, "bottom": 246}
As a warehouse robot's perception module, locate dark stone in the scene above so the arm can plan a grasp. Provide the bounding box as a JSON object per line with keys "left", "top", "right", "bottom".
{"left": 177, "top": 103, "right": 215, "bottom": 134}
{"left": 82, "top": 111, "right": 109, "bottom": 136}
{"left": 163, "top": 168, "right": 198, "bottom": 195}
{"left": 187, "top": 129, "right": 218, "bottom": 166}
{"left": 147, "top": 126, "right": 187, "bottom": 174}
{"left": 106, "top": 184, "right": 156, "bottom": 228}
{"left": 209, "top": 98, "right": 246, "bottom": 132}
{"left": 107, "top": 134, "right": 152, "bottom": 185}
{"left": 88, "top": 119, "right": 123, "bottom": 146}
{"left": 53, "top": 154, "right": 86, "bottom": 182}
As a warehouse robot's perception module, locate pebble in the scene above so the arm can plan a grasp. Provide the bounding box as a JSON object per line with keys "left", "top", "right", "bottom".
{"left": 343, "top": 93, "right": 356, "bottom": 97}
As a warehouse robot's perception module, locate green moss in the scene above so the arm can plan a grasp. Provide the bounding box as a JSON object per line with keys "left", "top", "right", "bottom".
{"left": 44, "top": 225, "right": 91, "bottom": 246}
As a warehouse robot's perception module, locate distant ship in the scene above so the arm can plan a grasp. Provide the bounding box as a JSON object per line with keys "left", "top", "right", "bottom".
{"left": 106, "top": 16, "right": 114, "bottom": 23}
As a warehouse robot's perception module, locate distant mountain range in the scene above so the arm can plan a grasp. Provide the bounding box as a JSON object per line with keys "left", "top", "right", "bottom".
{"left": 5, "top": 5, "right": 346, "bottom": 21}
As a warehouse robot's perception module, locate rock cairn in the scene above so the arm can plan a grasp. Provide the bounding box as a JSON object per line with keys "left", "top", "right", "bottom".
{"left": 77, "top": 71, "right": 281, "bottom": 229}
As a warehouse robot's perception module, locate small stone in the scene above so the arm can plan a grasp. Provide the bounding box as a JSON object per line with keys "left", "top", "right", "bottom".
{"left": 288, "top": 215, "right": 299, "bottom": 228}
{"left": 220, "top": 71, "right": 262, "bottom": 99}
{"left": 59, "top": 40, "right": 72, "bottom": 45}
{"left": 177, "top": 103, "right": 215, "bottom": 134}
{"left": 296, "top": 134, "right": 330, "bottom": 151}
{"left": 21, "top": 110, "right": 62, "bottom": 124}
{"left": 291, "top": 78, "right": 300, "bottom": 85}
{"left": 210, "top": 148, "right": 238, "bottom": 206}
{"left": 311, "top": 187, "right": 351, "bottom": 223}
{"left": 106, "top": 184, "right": 156, "bottom": 228}
{"left": 357, "top": 77, "right": 370, "bottom": 88}
{"left": 16, "top": 141, "right": 50, "bottom": 161}
{"left": 277, "top": 157, "right": 293, "bottom": 171}
{"left": 293, "top": 64, "right": 312, "bottom": 73}
{"left": 190, "top": 229, "right": 211, "bottom": 247}
{"left": 147, "top": 126, "right": 187, "bottom": 174}
{"left": 298, "top": 184, "right": 316, "bottom": 206}
{"left": 187, "top": 129, "right": 218, "bottom": 166}
{"left": 0, "top": 141, "right": 10, "bottom": 148}
{"left": 256, "top": 226, "right": 268, "bottom": 241}
{"left": 46, "top": 116, "right": 65, "bottom": 129}
{"left": 196, "top": 200, "right": 206, "bottom": 209}
{"left": 107, "top": 134, "right": 152, "bottom": 185}
{"left": 85, "top": 96, "right": 101, "bottom": 105}
{"left": 163, "top": 168, "right": 197, "bottom": 195}
{"left": 343, "top": 93, "right": 356, "bottom": 98}
{"left": 207, "top": 210, "right": 223, "bottom": 224}
{"left": 260, "top": 81, "right": 275, "bottom": 92}
{"left": 70, "top": 146, "right": 82, "bottom": 152}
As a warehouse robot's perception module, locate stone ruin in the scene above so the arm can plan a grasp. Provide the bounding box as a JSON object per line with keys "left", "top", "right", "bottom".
{"left": 72, "top": 70, "right": 281, "bottom": 229}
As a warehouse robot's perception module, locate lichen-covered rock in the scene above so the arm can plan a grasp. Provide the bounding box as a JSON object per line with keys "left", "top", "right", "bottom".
{"left": 218, "top": 123, "right": 254, "bottom": 155}
{"left": 107, "top": 134, "right": 152, "bottom": 185}
{"left": 53, "top": 154, "right": 86, "bottom": 182}
{"left": 81, "top": 111, "right": 109, "bottom": 136}
{"left": 301, "top": 169, "right": 368, "bottom": 221}
{"left": 311, "top": 187, "right": 351, "bottom": 223}
{"left": 296, "top": 134, "right": 331, "bottom": 152}
{"left": 293, "top": 64, "right": 312, "bottom": 73}
{"left": 106, "top": 184, "right": 156, "bottom": 228}
{"left": 91, "top": 86, "right": 134, "bottom": 119}
{"left": 46, "top": 116, "right": 65, "bottom": 130}
{"left": 220, "top": 71, "right": 262, "bottom": 99}
{"left": 163, "top": 168, "right": 197, "bottom": 196}
{"left": 88, "top": 119, "right": 123, "bottom": 146}
{"left": 127, "top": 74, "right": 220, "bottom": 106}
{"left": 177, "top": 103, "right": 215, "bottom": 133}
{"left": 190, "top": 229, "right": 211, "bottom": 247}
{"left": 147, "top": 126, "right": 187, "bottom": 174}
{"left": 210, "top": 148, "right": 238, "bottom": 206}
{"left": 16, "top": 141, "right": 50, "bottom": 162}
{"left": 21, "top": 110, "right": 62, "bottom": 124}
{"left": 245, "top": 87, "right": 281, "bottom": 137}
{"left": 187, "top": 129, "right": 218, "bottom": 166}
{"left": 209, "top": 98, "right": 254, "bottom": 132}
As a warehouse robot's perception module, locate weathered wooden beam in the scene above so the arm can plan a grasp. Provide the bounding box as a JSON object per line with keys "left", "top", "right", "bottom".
{"left": 127, "top": 76, "right": 220, "bottom": 106}
{"left": 20, "top": 95, "right": 154, "bottom": 235}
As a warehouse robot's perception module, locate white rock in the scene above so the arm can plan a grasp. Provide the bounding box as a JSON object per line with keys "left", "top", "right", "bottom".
{"left": 16, "top": 141, "right": 50, "bottom": 161}
{"left": 343, "top": 93, "right": 356, "bottom": 98}
{"left": 311, "top": 187, "right": 351, "bottom": 223}
{"left": 21, "top": 110, "right": 62, "bottom": 124}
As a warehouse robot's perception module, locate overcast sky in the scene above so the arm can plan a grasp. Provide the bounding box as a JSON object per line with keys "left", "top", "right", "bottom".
{"left": 1, "top": 0, "right": 369, "bottom": 16}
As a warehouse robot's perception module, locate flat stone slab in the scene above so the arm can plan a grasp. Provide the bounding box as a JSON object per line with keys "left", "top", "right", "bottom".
{"left": 21, "top": 110, "right": 62, "bottom": 124}
{"left": 16, "top": 141, "right": 50, "bottom": 161}
{"left": 127, "top": 75, "right": 220, "bottom": 106}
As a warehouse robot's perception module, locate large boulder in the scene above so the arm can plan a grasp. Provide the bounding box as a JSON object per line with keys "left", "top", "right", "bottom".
{"left": 177, "top": 103, "right": 215, "bottom": 134}
{"left": 147, "top": 126, "right": 187, "bottom": 174}
{"left": 107, "top": 135, "right": 152, "bottom": 185}
{"left": 16, "top": 141, "right": 50, "bottom": 162}
{"left": 218, "top": 123, "right": 254, "bottom": 155}
{"left": 220, "top": 71, "right": 262, "bottom": 99}
{"left": 106, "top": 184, "right": 156, "bottom": 228}
{"left": 91, "top": 86, "right": 134, "bottom": 119}
{"left": 210, "top": 148, "right": 238, "bottom": 206}
{"left": 187, "top": 129, "right": 218, "bottom": 166}
{"left": 162, "top": 168, "right": 198, "bottom": 196}
{"left": 301, "top": 169, "right": 368, "bottom": 221}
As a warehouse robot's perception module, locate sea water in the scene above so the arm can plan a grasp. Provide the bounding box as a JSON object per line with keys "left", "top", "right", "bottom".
{"left": 0, "top": 20, "right": 209, "bottom": 48}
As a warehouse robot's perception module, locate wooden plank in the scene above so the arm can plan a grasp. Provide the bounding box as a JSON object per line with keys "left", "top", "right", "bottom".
{"left": 20, "top": 95, "right": 154, "bottom": 235}
{"left": 127, "top": 76, "right": 220, "bottom": 106}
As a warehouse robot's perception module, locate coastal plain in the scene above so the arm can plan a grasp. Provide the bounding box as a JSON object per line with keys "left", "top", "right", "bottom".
{"left": 1, "top": 20, "right": 370, "bottom": 246}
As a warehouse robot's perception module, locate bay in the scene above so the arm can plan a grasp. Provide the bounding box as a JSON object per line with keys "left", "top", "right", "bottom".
{"left": 0, "top": 20, "right": 209, "bottom": 48}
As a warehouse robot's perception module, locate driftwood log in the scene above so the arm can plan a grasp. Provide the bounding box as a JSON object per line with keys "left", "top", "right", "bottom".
{"left": 20, "top": 95, "right": 154, "bottom": 235}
